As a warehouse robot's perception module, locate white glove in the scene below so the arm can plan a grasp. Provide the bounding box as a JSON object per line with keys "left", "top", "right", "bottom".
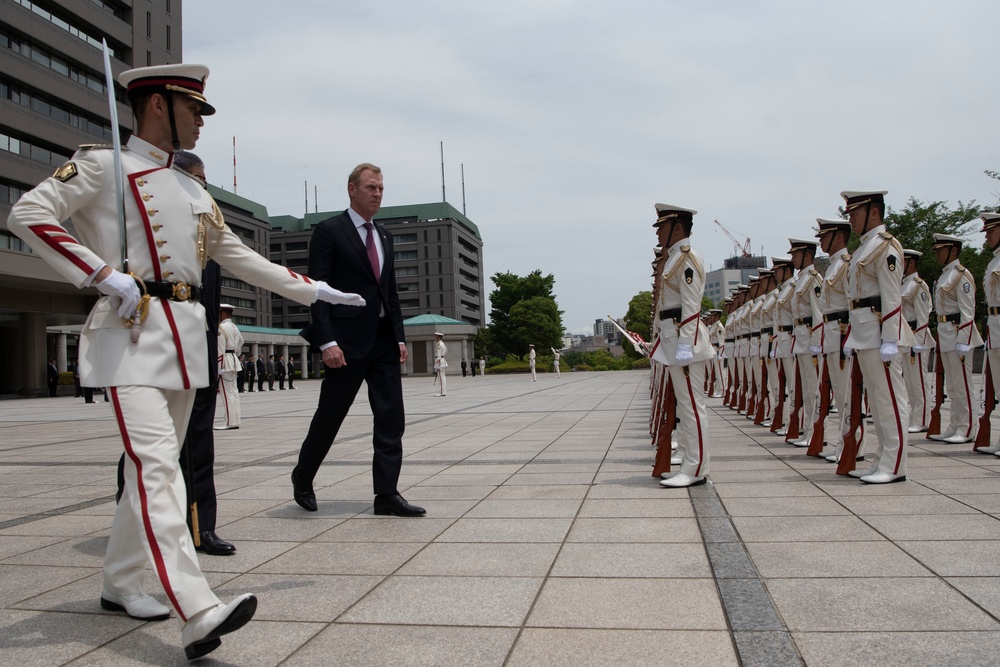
{"left": 809, "top": 345, "right": 822, "bottom": 356}
{"left": 314, "top": 281, "right": 366, "bottom": 306}
{"left": 95, "top": 269, "right": 141, "bottom": 318}
{"left": 880, "top": 340, "right": 898, "bottom": 362}
{"left": 956, "top": 343, "right": 972, "bottom": 355}
{"left": 913, "top": 345, "right": 925, "bottom": 354}
{"left": 769, "top": 349, "right": 776, "bottom": 359}
{"left": 843, "top": 346, "right": 854, "bottom": 358}
{"left": 674, "top": 343, "right": 694, "bottom": 365}
{"left": 218, "top": 368, "right": 225, "bottom": 376}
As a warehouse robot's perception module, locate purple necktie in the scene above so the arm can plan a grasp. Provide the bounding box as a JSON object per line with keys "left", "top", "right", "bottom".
{"left": 363, "top": 222, "right": 381, "bottom": 282}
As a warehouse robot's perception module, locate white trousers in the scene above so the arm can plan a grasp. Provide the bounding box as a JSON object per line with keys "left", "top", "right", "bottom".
{"left": 529, "top": 360, "right": 536, "bottom": 381}
{"left": 942, "top": 350, "right": 976, "bottom": 440}
{"left": 104, "top": 385, "right": 221, "bottom": 624}
{"left": 218, "top": 370, "right": 240, "bottom": 427}
{"left": 667, "top": 360, "right": 710, "bottom": 478}
{"left": 856, "top": 348, "right": 909, "bottom": 476}
{"left": 902, "top": 349, "right": 930, "bottom": 429}
{"left": 795, "top": 353, "right": 819, "bottom": 442}
{"left": 438, "top": 368, "right": 447, "bottom": 395}
{"left": 765, "top": 358, "right": 779, "bottom": 422}
{"left": 554, "top": 361, "right": 560, "bottom": 378}
{"left": 988, "top": 348, "right": 1000, "bottom": 446}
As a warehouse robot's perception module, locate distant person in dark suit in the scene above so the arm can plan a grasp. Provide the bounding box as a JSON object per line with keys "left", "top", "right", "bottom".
{"left": 287, "top": 356, "right": 296, "bottom": 389}
{"left": 256, "top": 355, "right": 266, "bottom": 391}
{"left": 245, "top": 354, "right": 255, "bottom": 392}
{"left": 47, "top": 359, "right": 59, "bottom": 397}
{"left": 294, "top": 163, "right": 425, "bottom": 518}
{"left": 267, "top": 355, "right": 276, "bottom": 391}
{"left": 277, "top": 354, "right": 287, "bottom": 390}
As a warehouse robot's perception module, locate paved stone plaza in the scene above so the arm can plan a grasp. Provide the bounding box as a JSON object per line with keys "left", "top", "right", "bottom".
{"left": 2, "top": 369, "right": 1000, "bottom": 666}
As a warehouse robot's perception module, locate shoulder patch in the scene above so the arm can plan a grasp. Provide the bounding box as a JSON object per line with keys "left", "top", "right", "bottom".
{"left": 964, "top": 282, "right": 971, "bottom": 293}
{"left": 52, "top": 162, "right": 78, "bottom": 182}
{"left": 684, "top": 267, "right": 694, "bottom": 284}
{"left": 814, "top": 285, "right": 821, "bottom": 297}
{"left": 887, "top": 255, "right": 897, "bottom": 272}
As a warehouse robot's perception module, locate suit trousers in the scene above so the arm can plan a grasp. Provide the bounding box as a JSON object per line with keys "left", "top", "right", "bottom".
{"left": 297, "top": 319, "right": 404, "bottom": 495}
{"left": 667, "top": 360, "right": 709, "bottom": 478}
{"left": 218, "top": 370, "right": 240, "bottom": 427}
{"left": 105, "top": 385, "right": 220, "bottom": 623}
{"left": 856, "top": 348, "right": 909, "bottom": 476}
{"left": 903, "top": 349, "right": 930, "bottom": 430}
{"left": 942, "top": 349, "right": 977, "bottom": 440}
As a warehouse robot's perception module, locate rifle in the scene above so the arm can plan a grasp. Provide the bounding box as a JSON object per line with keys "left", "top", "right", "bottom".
{"left": 786, "top": 358, "right": 803, "bottom": 442}
{"left": 707, "top": 359, "right": 716, "bottom": 397}
{"left": 725, "top": 360, "right": 733, "bottom": 404}
{"left": 754, "top": 357, "right": 769, "bottom": 424}
{"left": 975, "top": 355, "right": 996, "bottom": 450}
{"left": 807, "top": 356, "right": 831, "bottom": 456}
{"left": 650, "top": 365, "right": 664, "bottom": 439}
{"left": 927, "top": 346, "right": 945, "bottom": 437}
{"left": 652, "top": 374, "right": 677, "bottom": 477}
{"left": 837, "top": 357, "right": 866, "bottom": 475}
{"left": 746, "top": 360, "right": 758, "bottom": 418}
{"left": 771, "top": 358, "right": 786, "bottom": 432}
{"left": 737, "top": 359, "right": 748, "bottom": 413}
{"left": 725, "top": 356, "right": 738, "bottom": 407}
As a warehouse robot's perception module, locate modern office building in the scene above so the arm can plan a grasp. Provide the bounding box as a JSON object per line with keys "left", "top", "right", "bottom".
{"left": 704, "top": 255, "right": 768, "bottom": 305}
{"left": 270, "top": 202, "right": 485, "bottom": 330}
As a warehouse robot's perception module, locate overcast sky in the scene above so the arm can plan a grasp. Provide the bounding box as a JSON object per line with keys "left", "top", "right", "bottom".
{"left": 183, "top": 1, "right": 1000, "bottom": 335}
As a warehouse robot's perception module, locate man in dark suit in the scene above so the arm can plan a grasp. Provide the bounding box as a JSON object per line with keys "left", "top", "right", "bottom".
{"left": 256, "top": 355, "right": 266, "bottom": 391}
{"left": 276, "top": 354, "right": 287, "bottom": 390}
{"left": 236, "top": 354, "right": 246, "bottom": 393}
{"left": 287, "top": 356, "right": 296, "bottom": 389}
{"left": 47, "top": 359, "right": 59, "bottom": 397}
{"left": 294, "top": 163, "right": 425, "bottom": 517}
{"left": 245, "top": 355, "right": 255, "bottom": 392}
{"left": 267, "top": 355, "right": 276, "bottom": 391}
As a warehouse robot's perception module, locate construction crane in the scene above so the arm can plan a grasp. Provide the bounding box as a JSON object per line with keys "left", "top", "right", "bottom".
{"left": 714, "top": 219, "right": 752, "bottom": 257}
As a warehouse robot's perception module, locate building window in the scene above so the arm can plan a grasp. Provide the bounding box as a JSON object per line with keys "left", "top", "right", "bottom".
{"left": 146, "top": 50, "right": 151, "bottom": 66}
{"left": 394, "top": 233, "right": 417, "bottom": 244}
{"left": 166, "top": 25, "right": 171, "bottom": 52}
{"left": 394, "top": 250, "right": 417, "bottom": 260}
{"left": 146, "top": 12, "right": 152, "bottom": 38}
{"left": 437, "top": 229, "right": 441, "bottom": 241}
{"left": 438, "top": 277, "right": 443, "bottom": 290}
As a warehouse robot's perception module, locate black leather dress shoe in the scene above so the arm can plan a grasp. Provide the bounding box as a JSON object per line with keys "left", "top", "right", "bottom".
{"left": 291, "top": 469, "right": 317, "bottom": 512}
{"left": 196, "top": 531, "right": 236, "bottom": 556}
{"left": 373, "top": 494, "right": 426, "bottom": 517}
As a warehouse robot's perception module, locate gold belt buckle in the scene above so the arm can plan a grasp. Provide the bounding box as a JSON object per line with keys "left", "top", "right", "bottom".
{"left": 171, "top": 282, "right": 191, "bottom": 301}
{"left": 938, "top": 315, "right": 947, "bottom": 323}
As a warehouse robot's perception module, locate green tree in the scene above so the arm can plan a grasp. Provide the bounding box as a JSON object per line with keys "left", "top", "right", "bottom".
{"left": 508, "top": 296, "right": 563, "bottom": 358}
{"left": 487, "top": 270, "right": 563, "bottom": 357}
{"left": 621, "top": 291, "right": 652, "bottom": 361}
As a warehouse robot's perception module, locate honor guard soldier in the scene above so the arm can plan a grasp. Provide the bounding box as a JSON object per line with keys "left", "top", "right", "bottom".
{"left": 900, "top": 249, "right": 935, "bottom": 433}
{"left": 215, "top": 304, "right": 242, "bottom": 429}
{"left": 772, "top": 256, "right": 797, "bottom": 434}
{"left": 756, "top": 269, "right": 779, "bottom": 425}
{"left": 748, "top": 276, "right": 769, "bottom": 419}
{"left": 977, "top": 213, "right": 1000, "bottom": 455}
{"left": 650, "top": 204, "right": 713, "bottom": 488}
{"left": 929, "top": 233, "right": 983, "bottom": 443}
{"left": 816, "top": 218, "right": 858, "bottom": 462}
{"left": 722, "top": 297, "right": 736, "bottom": 402}
{"left": 434, "top": 332, "right": 448, "bottom": 396}
{"left": 733, "top": 284, "right": 752, "bottom": 412}
{"left": 789, "top": 238, "right": 823, "bottom": 446}
{"left": 842, "top": 190, "right": 913, "bottom": 483}
{"left": 707, "top": 309, "right": 725, "bottom": 397}
{"left": 7, "top": 63, "right": 367, "bottom": 659}
{"left": 528, "top": 343, "right": 537, "bottom": 381}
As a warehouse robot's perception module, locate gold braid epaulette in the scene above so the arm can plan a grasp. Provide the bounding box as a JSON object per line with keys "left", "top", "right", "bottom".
{"left": 196, "top": 197, "right": 227, "bottom": 268}
{"left": 662, "top": 245, "right": 692, "bottom": 285}
{"left": 939, "top": 265, "right": 970, "bottom": 294}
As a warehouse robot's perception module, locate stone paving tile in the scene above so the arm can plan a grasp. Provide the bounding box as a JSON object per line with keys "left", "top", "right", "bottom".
{"left": 860, "top": 513, "right": 1000, "bottom": 541}
{"left": 946, "top": 577, "right": 1000, "bottom": 618}
{"left": 745, "top": 541, "right": 933, "bottom": 578}
{"left": 0, "top": 608, "right": 143, "bottom": 666}
{"left": 214, "top": 573, "right": 382, "bottom": 622}
{"left": 252, "top": 542, "right": 425, "bottom": 576}
{"left": 435, "top": 517, "right": 573, "bottom": 543}
{"left": 398, "top": 542, "right": 560, "bottom": 577}
{"left": 722, "top": 496, "right": 850, "bottom": 517}
{"left": 507, "top": 628, "right": 739, "bottom": 666}
{"left": 793, "top": 631, "right": 1000, "bottom": 667}
{"left": 732, "top": 515, "right": 886, "bottom": 542}
{"left": 897, "top": 540, "right": 1000, "bottom": 577}
{"left": 550, "top": 542, "right": 711, "bottom": 578}
{"left": 566, "top": 517, "right": 703, "bottom": 543}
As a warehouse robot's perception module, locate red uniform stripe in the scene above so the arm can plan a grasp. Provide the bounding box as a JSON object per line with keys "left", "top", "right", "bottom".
{"left": 684, "top": 369, "right": 705, "bottom": 477}
{"left": 109, "top": 388, "right": 187, "bottom": 621}
{"left": 128, "top": 168, "right": 166, "bottom": 282}
{"left": 160, "top": 300, "right": 191, "bottom": 389}
{"left": 960, "top": 359, "right": 974, "bottom": 438}
{"left": 882, "top": 362, "right": 906, "bottom": 475}
{"left": 29, "top": 224, "right": 95, "bottom": 275}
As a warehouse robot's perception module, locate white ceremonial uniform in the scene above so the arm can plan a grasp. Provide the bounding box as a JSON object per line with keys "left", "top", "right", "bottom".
{"left": 734, "top": 301, "right": 751, "bottom": 411}
{"left": 818, "top": 248, "right": 858, "bottom": 459}
{"left": 747, "top": 295, "right": 765, "bottom": 415}
{"left": 528, "top": 347, "right": 537, "bottom": 381}
{"left": 551, "top": 347, "right": 561, "bottom": 378}
{"left": 708, "top": 320, "right": 725, "bottom": 397}
{"left": 217, "top": 318, "right": 243, "bottom": 428}
{"left": 980, "top": 246, "right": 1000, "bottom": 452}
{"left": 479, "top": 358, "right": 486, "bottom": 376}
{"left": 435, "top": 340, "right": 448, "bottom": 395}
{"left": 723, "top": 314, "right": 736, "bottom": 399}
{"left": 651, "top": 237, "right": 713, "bottom": 481}
{"left": 790, "top": 265, "right": 823, "bottom": 445}
{"left": 8, "top": 136, "right": 320, "bottom": 623}
{"left": 934, "top": 259, "right": 983, "bottom": 441}
{"left": 774, "top": 276, "right": 797, "bottom": 433}
{"left": 759, "top": 286, "right": 779, "bottom": 423}
{"left": 901, "top": 272, "right": 934, "bottom": 431}
{"left": 845, "top": 227, "right": 914, "bottom": 478}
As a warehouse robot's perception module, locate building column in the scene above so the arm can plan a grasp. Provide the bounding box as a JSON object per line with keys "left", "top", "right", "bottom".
{"left": 298, "top": 344, "right": 309, "bottom": 378}
{"left": 19, "top": 313, "right": 47, "bottom": 396}
{"left": 56, "top": 333, "right": 68, "bottom": 372}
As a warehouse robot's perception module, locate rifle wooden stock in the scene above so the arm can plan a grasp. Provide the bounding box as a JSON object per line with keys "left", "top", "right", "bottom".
{"left": 786, "top": 358, "right": 803, "bottom": 441}
{"left": 746, "top": 369, "right": 758, "bottom": 418}
{"left": 771, "top": 359, "right": 786, "bottom": 432}
{"left": 754, "top": 357, "right": 769, "bottom": 424}
{"left": 927, "top": 346, "right": 945, "bottom": 437}
{"left": 726, "top": 359, "right": 738, "bottom": 407}
{"left": 807, "top": 357, "right": 831, "bottom": 456}
{"left": 707, "top": 361, "right": 715, "bottom": 396}
{"left": 650, "top": 368, "right": 665, "bottom": 440}
{"left": 652, "top": 376, "right": 677, "bottom": 477}
{"left": 976, "top": 355, "right": 995, "bottom": 450}
{"left": 837, "top": 358, "right": 865, "bottom": 475}
{"left": 737, "top": 361, "right": 748, "bottom": 412}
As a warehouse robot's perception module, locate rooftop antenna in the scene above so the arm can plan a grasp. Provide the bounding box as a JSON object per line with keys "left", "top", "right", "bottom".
{"left": 232, "top": 136, "right": 237, "bottom": 193}
{"left": 304, "top": 180, "right": 308, "bottom": 216}
{"left": 461, "top": 163, "right": 466, "bottom": 215}
{"left": 314, "top": 185, "right": 318, "bottom": 213}
{"left": 440, "top": 141, "right": 446, "bottom": 203}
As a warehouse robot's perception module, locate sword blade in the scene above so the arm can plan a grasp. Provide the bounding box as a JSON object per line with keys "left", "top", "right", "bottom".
{"left": 101, "top": 39, "right": 127, "bottom": 275}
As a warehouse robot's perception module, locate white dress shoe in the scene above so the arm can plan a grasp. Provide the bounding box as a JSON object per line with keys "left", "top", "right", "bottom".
{"left": 761, "top": 420, "right": 772, "bottom": 427}
{"left": 776, "top": 429, "right": 787, "bottom": 436}
{"left": 825, "top": 454, "right": 838, "bottom": 463}
{"left": 670, "top": 456, "right": 682, "bottom": 465}
{"left": 659, "top": 473, "right": 707, "bottom": 488}
{"left": 907, "top": 425, "right": 927, "bottom": 433}
{"left": 848, "top": 467, "right": 878, "bottom": 479}
{"left": 943, "top": 434, "right": 972, "bottom": 444}
{"left": 671, "top": 441, "right": 678, "bottom": 451}
{"left": 928, "top": 431, "right": 956, "bottom": 441}
{"left": 181, "top": 593, "right": 257, "bottom": 660}
{"left": 788, "top": 438, "right": 809, "bottom": 447}
{"left": 100, "top": 591, "right": 170, "bottom": 621}
{"left": 975, "top": 445, "right": 1000, "bottom": 454}
{"left": 860, "top": 471, "right": 907, "bottom": 484}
